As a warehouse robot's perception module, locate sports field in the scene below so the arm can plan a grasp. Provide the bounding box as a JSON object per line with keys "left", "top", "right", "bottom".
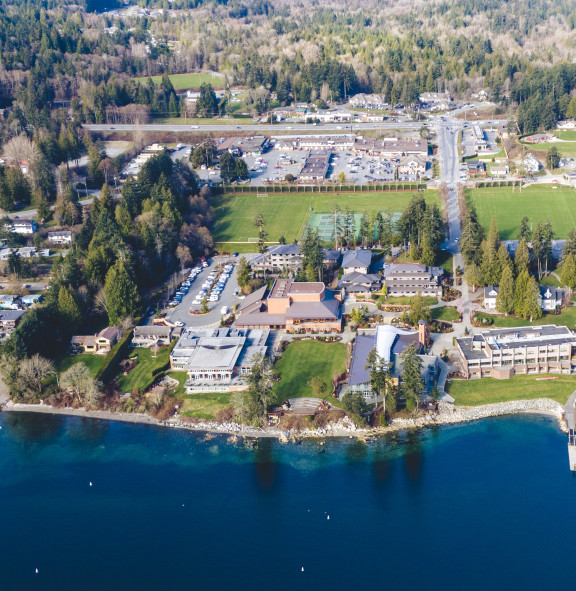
{"left": 466, "top": 184, "right": 576, "bottom": 239}
{"left": 212, "top": 191, "right": 438, "bottom": 246}
{"left": 135, "top": 72, "right": 225, "bottom": 90}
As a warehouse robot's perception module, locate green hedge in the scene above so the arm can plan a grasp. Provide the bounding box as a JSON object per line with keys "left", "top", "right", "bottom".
{"left": 95, "top": 317, "right": 141, "bottom": 384}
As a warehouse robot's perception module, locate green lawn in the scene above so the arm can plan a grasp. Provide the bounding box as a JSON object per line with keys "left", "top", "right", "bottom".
{"left": 135, "top": 72, "right": 226, "bottom": 90}
{"left": 213, "top": 191, "right": 439, "bottom": 246}
{"left": 382, "top": 296, "right": 438, "bottom": 306}
{"left": 466, "top": 184, "right": 576, "bottom": 239}
{"left": 557, "top": 131, "right": 576, "bottom": 141}
{"left": 180, "top": 391, "right": 233, "bottom": 420}
{"left": 474, "top": 306, "right": 576, "bottom": 329}
{"left": 155, "top": 117, "right": 254, "bottom": 125}
{"left": 55, "top": 354, "right": 105, "bottom": 378}
{"left": 431, "top": 306, "right": 460, "bottom": 322}
{"left": 273, "top": 340, "right": 347, "bottom": 404}
{"left": 526, "top": 142, "right": 576, "bottom": 156}
{"left": 115, "top": 347, "right": 173, "bottom": 394}
{"left": 541, "top": 273, "right": 562, "bottom": 287}
{"left": 448, "top": 374, "right": 576, "bottom": 405}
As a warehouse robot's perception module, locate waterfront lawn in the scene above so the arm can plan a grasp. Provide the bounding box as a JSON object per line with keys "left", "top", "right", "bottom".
{"left": 466, "top": 185, "right": 576, "bottom": 239}
{"left": 431, "top": 306, "right": 460, "bottom": 322}
{"left": 273, "top": 340, "right": 347, "bottom": 405}
{"left": 213, "top": 191, "right": 439, "bottom": 247}
{"left": 115, "top": 347, "right": 172, "bottom": 394}
{"left": 475, "top": 306, "right": 576, "bottom": 329}
{"left": 448, "top": 374, "right": 576, "bottom": 406}
{"left": 179, "top": 392, "right": 233, "bottom": 420}
{"left": 56, "top": 353, "right": 106, "bottom": 378}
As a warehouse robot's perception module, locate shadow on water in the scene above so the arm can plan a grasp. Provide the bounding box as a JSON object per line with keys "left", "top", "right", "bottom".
{"left": 3, "top": 412, "right": 63, "bottom": 444}
{"left": 252, "top": 438, "right": 279, "bottom": 492}
{"left": 346, "top": 439, "right": 368, "bottom": 464}
{"left": 66, "top": 417, "right": 110, "bottom": 443}
{"left": 403, "top": 430, "right": 424, "bottom": 484}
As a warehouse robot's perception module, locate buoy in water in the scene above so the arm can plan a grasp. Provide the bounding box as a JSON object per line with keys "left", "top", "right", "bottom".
{"left": 301, "top": 567, "right": 304, "bottom": 572}
{"left": 89, "top": 482, "right": 93, "bottom": 487}
{"left": 35, "top": 569, "right": 38, "bottom": 574}
{"left": 327, "top": 515, "right": 330, "bottom": 520}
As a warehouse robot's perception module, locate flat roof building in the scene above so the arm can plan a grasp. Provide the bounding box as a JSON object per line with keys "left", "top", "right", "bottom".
{"left": 456, "top": 325, "right": 576, "bottom": 379}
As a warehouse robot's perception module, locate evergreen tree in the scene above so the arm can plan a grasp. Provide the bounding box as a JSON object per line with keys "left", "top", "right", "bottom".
{"left": 408, "top": 292, "right": 431, "bottom": 326}
{"left": 219, "top": 152, "right": 236, "bottom": 184}
{"left": 57, "top": 285, "right": 82, "bottom": 330}
{"left": 104, "top": 261, "right": 141, "bottom": 324}
{"left": 235, "top": 158, "right": 249, "bottom": 180}
{"left": 496, "top": 266, "right": 515, "bottom": 315}
{"left": 460, "top": 202, "right": 485, "bottom": 265}
{"left": 399, "top": 343, "right": 424, "bottom": 412}
{"left": 497, "top": 243, "right": 513, "bottom": 274}
{"left": 561, "top": 252, "right": 576, "bottom": 291}
{"left": 237, "top": 355, "right": 274, "bottom": 427}
{"left": 420, "top": 233, "right": 435, "bottom": 266}
{"left": 480, "top": 220, "right": 502, "bottom": 286}
{"left": 300, "top": 229, "right": 324, "bottom": 281}
{"left": 365, "top": 348, "right": 393, "bottom": 410}
{"left": 561, "top": 228, "right": 576, "bottom": 264}
{"left": 464, "top": 261, "right": 483, "bottom": 290}
{"left": 546, "top": 145, "right": 560, "bottom": 170}
{"left": 514, "top": 237, "right": 531, "bottom": 276}
{"left": 237, "top": 256, "right": 252, "bottom": 291}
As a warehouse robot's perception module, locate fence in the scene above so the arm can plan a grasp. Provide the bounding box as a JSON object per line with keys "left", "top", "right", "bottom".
{"left": 474, "top": 180, "right": 524, "bottom": 189}
{"left": 213, "top": 183, "right": 426, "bottom": 195}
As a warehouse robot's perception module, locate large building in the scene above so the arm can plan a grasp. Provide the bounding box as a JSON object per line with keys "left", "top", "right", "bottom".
{"left": 342, "top": 249, "right": 372, "bottom": 274}
{"left": 382, "top": 263, "right": 443, "bottom": 298}
{"left": 217, "top": 136, "right": 270, "bottom": 157}
{"left": 353, "top": 138, "right": 429, "bottom": 159}
{"left": 250, "top": 244, "right": 340, "bottom": 273}
{"left": 345, "top": 324, "right": 442, "bottom": 402}
{"left": 170, "top": 327, "right": 269, "bottom": 389}
{"left": 456, "top": 325, "right": 576, "bottom": 379}
{"left": 236, "top": 279, "right": 343, "bottom": 332}
{"left": 299, "top": 151, "right": 331, "bottom": 181}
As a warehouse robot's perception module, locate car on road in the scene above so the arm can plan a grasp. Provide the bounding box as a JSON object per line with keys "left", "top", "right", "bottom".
{"left": 174, "top": 321, "right": 185, "bottom": 327}
{"left": 191, "top": 125, "right": 199, "bottom": 129}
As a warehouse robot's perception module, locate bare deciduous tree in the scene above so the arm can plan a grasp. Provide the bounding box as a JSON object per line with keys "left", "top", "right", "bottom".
{"left": 20, "top": 355, "right": 55, "bottom": 395}
{"left": 3, "top": 134, "right": 40, "bottom": 167}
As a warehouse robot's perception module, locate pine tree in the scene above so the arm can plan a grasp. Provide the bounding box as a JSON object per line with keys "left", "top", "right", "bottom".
{"left": 496, "top": 266, "right": 515, "bottom": 315}
{"left": 408, "top": 292, "right": 431, "bottom": 326}
{"left": 561, "top": 252, "right": 576, "bottom": 291}
{"left": 104, "top": 261, "right": 141, "bottom": 324}
{"left": 518, "top": 216, "right": 532, "bottom": 241}
{"left": 420, "top": 233, "right": 436, "bottom": 266}
{"left": 464, "top": 261, "right": 483, "bottom": 290}
{"left": 399, "top": 343, "right": 424, "bottom": 412}
{"left": 57, "top": 285, "right": 82, "bottom": 330}
{"left": 514, "top": 237, "right": 531, "bottom": 276}
{"left": 525, "top": 275, "right": 543, "bottom": 321}
{"left": 561, "top": 228, "right": 576, "bottom": 264}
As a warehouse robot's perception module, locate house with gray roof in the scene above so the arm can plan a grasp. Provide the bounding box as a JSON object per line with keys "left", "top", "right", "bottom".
{"left": 132, "top": 325, "right": 173, "bottom": 347}
{"left": 484, "top": 285, "right": 499, "bottom": 309}
{"left": 342, "top": 249, "right": 372, "bottom": 274}
{"left": 339, "top": 272, "right": 382, "bottom": 295}
{"left": 250, "top": 244, "right": 340, "bottom": 273}
{"left": 382, "top": 263, "right": 443, "bottom": 297}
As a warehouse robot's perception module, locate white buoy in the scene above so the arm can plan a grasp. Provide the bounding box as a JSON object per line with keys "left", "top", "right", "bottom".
{"left": 35, "top": 569, "right": 38, "bottom": 574}
{"left": 301, "top": 567, "right": 304, "bottom": 572}
{"left": 89, "top": 482, "right": 93, "bottom": 487}
{"left": 327, "top": 515, "right": 330, "bottom": 520}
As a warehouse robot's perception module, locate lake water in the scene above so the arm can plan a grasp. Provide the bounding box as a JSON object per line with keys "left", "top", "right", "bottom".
{"left": 0, "top": 411, "right": 574, "bottom": 591}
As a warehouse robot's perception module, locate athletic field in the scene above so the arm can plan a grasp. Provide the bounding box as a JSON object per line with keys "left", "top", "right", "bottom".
{"left": 135, "top": 72, "right": 225, "bottom": 90}
{"left": 213, "top": 191, "right": 438, "bottom": 247}
{"left": 466, "top": 184, "right": 576, "bottom": 239}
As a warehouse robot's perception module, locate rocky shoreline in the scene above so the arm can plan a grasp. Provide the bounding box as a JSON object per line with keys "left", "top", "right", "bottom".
{"left": 1, "top": 397, "right": 567, "bottom": 440}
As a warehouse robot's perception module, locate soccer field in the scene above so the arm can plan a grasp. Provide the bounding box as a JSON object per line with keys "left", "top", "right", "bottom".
{"left": 213, "top": 191, "right": 439, "bottom": 246}
{"left": 466, "top": 184, "right": 576, "bottom": 239}
{"left": 135, "top": 72, "right": 225, "bottom": 90}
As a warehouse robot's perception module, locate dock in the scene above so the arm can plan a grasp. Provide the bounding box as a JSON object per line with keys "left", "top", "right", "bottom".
{"left": 564, "top": 391, "right": 576, "bottom": 470}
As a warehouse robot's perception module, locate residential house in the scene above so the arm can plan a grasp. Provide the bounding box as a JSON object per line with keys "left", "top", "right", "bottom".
{"left": 6, "top": 219, "right": 37, "bottom": 235}
{"left": 382, "top": 263, "right": 444, "bottom": 298}
{"left": 523, "top": 134, "right": 556, "bottom": 144}
{"left": 349, "top": 93, "right": 388, "bottom": 109}
{"left": 236, "top": 279, "right": 343, "bottom": 333}
{"left": 456, "top": 324, "right": 576, "bottom": 379}
{"left": 466, "top": 160, "right": 486, "bottom": 178}
{"left": 484, "top": 285, "right": 499, "bottom": 310}
{"left": 539, "top": 286, "right": 564, "bottom": 311}
{"left": 70, "top": 326, "right": 120, "bottom": 354}
{"left": 557, "top": 120, "right": 576, "bottom": 130}
{"left": 21, "top": 294, "right": 42, "bottom": 306}
{"left": 0, "top": 295, "right": 20, "bottom": 310}
{"left": 523, "top": 153, "right": 541, "bottom": 173}
{"left": 342, "top": 250, "right": 372, "bottom": 274}
{"left": 397, "top": 155, "right": 427, "bottom": 177}
{"left": 491, "top": 166, "right": 508, "bottom": 178}
{"left": 0, "top": 309, "right": 25, "bottom": 329}
{"left": 132, "top": 325, "right": 173, "bottom": 347}
{"left": 47, "top": 230, "right": 73, "bottom": 245}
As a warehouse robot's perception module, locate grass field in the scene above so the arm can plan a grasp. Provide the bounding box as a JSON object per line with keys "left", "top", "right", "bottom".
{"left": 115, "top": 347, "right": 172, "bottom": 394}
{"left": 180, "top": 391, "right": 233, "bottom": 420}
{"left": 474, "top": 306, "right": 576, "bottom": 329}
{"left": 135, "top": 72, "right": 225, "bottom": 90}
{"left": 431, "top": 306, "right": 461, "bottom": 322}
{"left": 55, "top": 354, "right": 105, "bottom": 378}
{"left": 525, "top": 141, "right": 576, "bottom": 156}
{"left": 213, "top": 190, "right": 439, "bottom": 247}
{"left": 557, "top": 131, "right": 576, "bottom": 141}
{"left": 466, "top": 184, "right": 576, "bottom": 239}
{"left": 273, "top": 340, "right": 347, "bottom": 404}
{"left": 448, "top": 374, "right": 576, "bottom": 405}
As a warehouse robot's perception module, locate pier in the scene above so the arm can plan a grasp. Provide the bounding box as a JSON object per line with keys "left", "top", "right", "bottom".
{"left": 565, "top": 391, "right": 576, "bottom": 470}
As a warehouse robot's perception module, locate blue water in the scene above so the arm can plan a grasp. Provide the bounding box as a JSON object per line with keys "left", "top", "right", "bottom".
{"left": 0, "top": 412, "right": 573, "bottom": 591}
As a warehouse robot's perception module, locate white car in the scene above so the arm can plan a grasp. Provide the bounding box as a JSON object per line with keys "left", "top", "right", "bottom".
{"left": 174, "top": 321, "right": 185, "bottom": 327}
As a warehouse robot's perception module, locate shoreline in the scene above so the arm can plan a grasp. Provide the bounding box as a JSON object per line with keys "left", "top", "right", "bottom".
{"left": 0, "top": 397, "right": 568, "bottom": 440}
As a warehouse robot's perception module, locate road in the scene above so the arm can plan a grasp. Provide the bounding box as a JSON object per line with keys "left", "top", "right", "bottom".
{"left": 5, "top": 192, "right": 100, "bottom": 220}
{"left": 84, "top": 122, "right": 424, "bottom": 133}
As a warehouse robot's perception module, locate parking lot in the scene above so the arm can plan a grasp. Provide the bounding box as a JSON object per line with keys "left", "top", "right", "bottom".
{"left": 164, "top": 257, "right": 244, "bottom": 328}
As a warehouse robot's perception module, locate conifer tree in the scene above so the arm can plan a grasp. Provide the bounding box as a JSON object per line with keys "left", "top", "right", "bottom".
{"left": 561, "top": 252, "right": 576, "bottom": 291}
{"left": 496, "top": 266, "right": 515, "bottom": 315}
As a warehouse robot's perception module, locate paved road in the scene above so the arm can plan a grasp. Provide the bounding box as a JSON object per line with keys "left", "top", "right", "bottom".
{"left": 4, "top": 192, "right": 99, "bottom": 220}
{"left": 84, "top": 122, "right": 424, "bottom": 133}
